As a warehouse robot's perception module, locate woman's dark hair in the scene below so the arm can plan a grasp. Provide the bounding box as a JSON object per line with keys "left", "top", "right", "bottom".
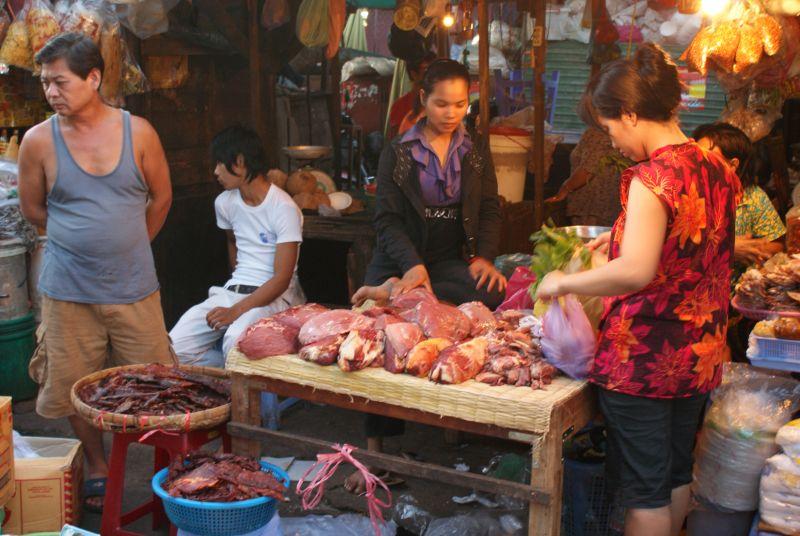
{"left": 211, "top": 126, "right": 269, "bottom": 183}
{"left": 578, "top": 43, "right": 682, "bottom": 128}
{"left": 420, "top": 59, "right": 471, "bottom": 96}
{"left": 692, "top": 122, "right": 756, "bottom": 187}
{"left": 35, "top": 32, "right": 104, "bottom": 80}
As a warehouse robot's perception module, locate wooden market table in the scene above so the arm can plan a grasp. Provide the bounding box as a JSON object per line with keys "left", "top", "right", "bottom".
{"left": 226, "top": 350, "right": 596, "bottom": 535}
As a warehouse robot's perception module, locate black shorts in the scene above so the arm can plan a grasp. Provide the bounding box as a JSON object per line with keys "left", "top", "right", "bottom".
{"left": 597, "top": 387, "right": 708, "bottom": 509}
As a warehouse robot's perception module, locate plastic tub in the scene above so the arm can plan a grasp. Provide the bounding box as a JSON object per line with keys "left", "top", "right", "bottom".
{"left": 489, "top": 127, "right": 531, "bottom": 204}
{"left": 0, "top": 313, "right": 37, "bottom": 400}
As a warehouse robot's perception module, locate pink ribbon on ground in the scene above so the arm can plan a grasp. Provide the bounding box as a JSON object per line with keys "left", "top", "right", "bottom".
{"left": 296, "top": 443, "right": 392, "bottom": 536}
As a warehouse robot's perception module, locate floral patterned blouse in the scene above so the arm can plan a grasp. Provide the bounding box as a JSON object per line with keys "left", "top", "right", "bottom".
{"left": 590, "top": 141, "right": 742, "bottom": 399}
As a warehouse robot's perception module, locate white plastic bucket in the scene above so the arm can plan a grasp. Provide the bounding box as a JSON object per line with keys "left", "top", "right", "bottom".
{"left": 489, "top": 130, "right": 531, "bottom": 203}
{"left": 0, "top": 238, "right": 29, "bottom": 321}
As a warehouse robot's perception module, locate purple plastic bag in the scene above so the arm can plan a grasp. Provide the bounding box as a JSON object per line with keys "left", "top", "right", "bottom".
{"left": 540, "top": 295, "right": 596, "bottom": 379}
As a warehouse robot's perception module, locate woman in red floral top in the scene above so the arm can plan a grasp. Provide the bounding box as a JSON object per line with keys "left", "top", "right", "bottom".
{"left": 536, "top": 44, "right": 741, "bottom": 536}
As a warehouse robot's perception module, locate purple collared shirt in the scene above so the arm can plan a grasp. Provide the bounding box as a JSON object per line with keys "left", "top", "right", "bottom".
{"left": 401, "top": 122, "right": 473, "bottom": 207}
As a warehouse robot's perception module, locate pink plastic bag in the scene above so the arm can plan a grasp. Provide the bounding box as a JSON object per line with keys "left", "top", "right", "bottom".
{"left": 496, "top": 266, "right": 536, "bottom": 312}
{"left": 540, "top": 295, "right": 596, "bottom": 380}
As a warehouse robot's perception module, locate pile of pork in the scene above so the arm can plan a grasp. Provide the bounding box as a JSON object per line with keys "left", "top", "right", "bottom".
{"left": 237, "top": 289, "right": 557, "bottom": 389}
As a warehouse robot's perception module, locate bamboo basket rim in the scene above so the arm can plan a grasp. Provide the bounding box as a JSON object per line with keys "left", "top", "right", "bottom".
{"left": 71, "top": 363, "right": 232, "bottom": 433}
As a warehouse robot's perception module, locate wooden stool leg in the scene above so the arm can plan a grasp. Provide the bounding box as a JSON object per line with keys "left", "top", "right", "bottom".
{"left": 101, "top": 434, "right": 133, "bottom": 536}
{"left": 529, "top": 432, "right": 564, "bottom": 536}
{"left": 152, "top": 447, "right": 169, "bottom": 530}
{"left": 231, "top": 376, "right": 263, "bottom": 458}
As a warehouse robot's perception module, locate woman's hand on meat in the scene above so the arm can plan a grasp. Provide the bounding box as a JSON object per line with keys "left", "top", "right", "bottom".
{"left": 587, "top": 231, "right": 611, "bottom": 255}
{"left": 734, "top": 234, "right": 773, "bottom": 265}
{"left": 351, "top": 277, "right": 399, "bottom": 306}
{"left": 535, "top": 270, "right": 567, "bottom": 300}
{"left": 392, "top": 264, "right": 433, "bottom": 298}
{"left": 469, "top": 257, "right": 507, "bottom": 293}
{"left": 206, "top": 305, "right": 244, "bottom": 330}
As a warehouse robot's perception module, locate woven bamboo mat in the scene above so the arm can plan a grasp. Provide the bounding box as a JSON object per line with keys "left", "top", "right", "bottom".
{"left": 226, "top": 350, "right": 588, "bottom": 435}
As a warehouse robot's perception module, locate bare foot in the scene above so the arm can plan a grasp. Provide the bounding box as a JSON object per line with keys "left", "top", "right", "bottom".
{"left": 344, "top": 470, "right": 367, "bottom": 495}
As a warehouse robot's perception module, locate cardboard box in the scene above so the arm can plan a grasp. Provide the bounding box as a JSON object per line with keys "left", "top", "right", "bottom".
{"left": 0, "top": 397, "right": 12, "bottom": 508}
{"left": 2, "top": 437, "right": 82, "bottom": 534}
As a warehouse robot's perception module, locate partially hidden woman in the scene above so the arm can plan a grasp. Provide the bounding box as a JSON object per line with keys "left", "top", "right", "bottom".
{"left": 345, "top": 59, "right": 507, "bottom": 494}
{"left": 536, "top": 44, "right": 741, "bottom": 536}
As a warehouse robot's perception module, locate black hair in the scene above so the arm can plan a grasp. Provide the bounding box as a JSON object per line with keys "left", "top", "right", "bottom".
{"left": 692, "top": 122, "right": 756, "bottom": 187}
{"left": 407, "top": 51, "right": 437, "bottom": 77}
{"left": 211, "top": 126, "right": 269, "bottom": 183}
{"left": 579, "top": 43, "right": 682, "bottom": 129}
{"left": 35, "top": 32, "right": 104, "bottom": 80}
{"left": 420, "top": 58, "right": 470, "bottom": 96}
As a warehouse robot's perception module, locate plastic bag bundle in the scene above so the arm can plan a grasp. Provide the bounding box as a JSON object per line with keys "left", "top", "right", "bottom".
{"left": 0, "top": 4, "right": 10, "bottom": 45}
{"left": 120, "top": 39, "right": 149, "bottom": 96}
{"left": 26, "top": 0, "right": 61, "bottom": 55}
{"left": 540, "top": 295, "right": 596, "bottom": 380}
{"left": 113, "top": 0, "right": 180, "bottom": 40}
{"left": 99, "top": 16, "right": 123, "bottom": 105}
{"left": 760, "top": 453, "right": 800, "bottom": 533}
{"left": 777, "top": 419, "right": 800, "bottom": 461}
{"left": 692, "top": 363, "right": 800, "bottom": 512}
{"left": 296, "top": 0, "right": 328, "bottom": 48}
{"left": 143, "top": 55, "right": 188, "bottom": 89}
{"left": 61, "top": 0, "right": 106, "bottom": 44}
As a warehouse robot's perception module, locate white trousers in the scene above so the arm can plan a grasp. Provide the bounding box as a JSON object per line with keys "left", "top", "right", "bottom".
{"left": 170, "top": 277, "right": 305, "bottom": 368}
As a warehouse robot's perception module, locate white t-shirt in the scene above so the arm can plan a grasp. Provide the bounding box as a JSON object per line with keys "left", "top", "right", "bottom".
{"left": 215, "top": 185, "right": 303, "bottom": 287}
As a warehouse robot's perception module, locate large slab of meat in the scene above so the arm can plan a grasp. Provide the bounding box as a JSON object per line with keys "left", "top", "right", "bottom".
{"left": 298, "top": 310, "right": 375, "bottom": 346}
{"left": 405, "top": 338, "right": 452, "bottom": 377}
{"left": 77, "top": 364, "right": 230, "bottom": 415}
{"left": 238, "top": 318, "right": 299, "bottom": 359}
{"left": 458, "top": 302, "right": 498, "bottom": 337}
{"left": 164, "top": 452, "right": 285, "bottom": 502}
{"left": 271, "top": 303, "right": 329, "bottom": 329}
{"left": 407, "top": 302, "right": 471, "bottom": 341}
{"left": 383, "top": 322, "right": 424, "bottom": 374}
{"left": 299, "top": 334, "right": 345, "bottom": 365}
{"left": 429, "top": 337, "right": 489, "bottom": 384}
{"left": 390, "top": 288, "right": 439, "bottom": 310}
{"left": 338, "top": 329, "right": 385, "bottom": 371}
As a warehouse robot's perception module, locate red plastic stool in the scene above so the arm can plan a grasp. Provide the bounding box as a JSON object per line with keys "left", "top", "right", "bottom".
{"left": 100, "top": 424, "right": 231, "bottom": 536}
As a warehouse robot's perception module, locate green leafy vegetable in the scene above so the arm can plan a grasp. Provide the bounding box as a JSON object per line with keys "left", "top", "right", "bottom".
{"left": 529, "top": 222, "right": 592, "bottom": 298}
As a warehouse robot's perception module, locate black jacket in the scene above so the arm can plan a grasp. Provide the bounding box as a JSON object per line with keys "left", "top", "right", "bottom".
{"left": 369, "top": 133, "right": 502, "bottom": 277}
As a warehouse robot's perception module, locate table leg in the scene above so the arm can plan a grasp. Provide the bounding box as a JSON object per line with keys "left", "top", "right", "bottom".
{"left": 529, "top": 431, "right": 564, "bottom": 535}
{"left": 231, "top": 376, "right": 262, "bottom": 458}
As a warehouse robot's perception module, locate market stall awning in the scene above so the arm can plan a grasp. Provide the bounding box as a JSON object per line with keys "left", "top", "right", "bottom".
{"left": 346, "top": 0, "right": 396, "bottom": 7}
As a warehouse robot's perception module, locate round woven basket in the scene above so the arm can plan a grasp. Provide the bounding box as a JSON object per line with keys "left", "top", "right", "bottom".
{"left": 71, "top": 364, "right": 231, "bottom": 433}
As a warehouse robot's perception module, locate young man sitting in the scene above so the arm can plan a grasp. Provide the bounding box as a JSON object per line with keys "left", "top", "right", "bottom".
{"left": 170, "top": 126, "right": 305, "bottom": 366}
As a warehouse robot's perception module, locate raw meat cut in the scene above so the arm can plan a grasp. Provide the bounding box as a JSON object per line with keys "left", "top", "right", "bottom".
{"left": 299, "top": 334, "right": 345, "bottom": 366}
{"left": 413, "top": 302, "right": 471, "bottom": 341}
{"left": 458, "top": 302, "right": 498, "bottom": 336}
{"left": 429, "top": 337, "right": 489, "bottom": 384}
{"left": 338, "top": 329, "right": 386, "bottom": 371}
{"left": 374, "top": 313, "right": 404, "bottom": 330}
{"left": 477, "top": 329, "right": 557, "bottom": 389}
{"left": 362, "top": 306, "right": 397, "bottom": 319}
{"left": 238, "top": 319, "right": 299, "bottom": 359}
{"left": 298, "top": 310, "right": 375, "bottom": 346}
{"left": 494, "top": 310, "right": 527, "bottom": 331}
{"left": 271, "top": 303, "right": 328, "bottom": 329}
{"left": 390, "top": 288, "right": 439, "bottom": 310}
{"left": 405, "top": 338, "right": 452, "bottom": 377}
{"left": 383, "top": 322, "right": 424, "bottom": 374}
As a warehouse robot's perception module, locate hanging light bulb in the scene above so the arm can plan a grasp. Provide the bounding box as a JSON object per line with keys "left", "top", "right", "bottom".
{"left": 700, "top": 0, "right": 730, "bottom": 16}
{"left": 442, "top": 13, "right": 455, "bottom": 27}
{"left": 360, "top": 8, "right": 369, "bottom": 19}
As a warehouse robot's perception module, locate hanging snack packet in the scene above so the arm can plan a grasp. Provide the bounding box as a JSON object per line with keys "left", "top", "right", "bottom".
{"left": 120, "top": 39, "right": 149, "bottom": 96}
{"left": 26, "top": 0, "right": 61, "bottom": 55}
{"left": 99, "top": 17, "right": 123, "bottom": 106}
{"left": 62, "top": 0, "right": 104, "bottom": 44}
{"left": 0, "top": 6, "right": 34, "bottom": 71}
{"left": 0, "top": 3, "right": 11, "bottom": 45}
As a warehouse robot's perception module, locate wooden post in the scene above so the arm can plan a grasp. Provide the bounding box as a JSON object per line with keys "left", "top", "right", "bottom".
{"left": 230, "top": 375, "right": 263, "bottom": 458}
{"left": 478, "top": 0, "right": 490, "bottom": 135}
{"left": 531, "top": 0, "right": 546, "bottom": 229}
{"left": 590, "top": 0, "right": 606, "bottom": 78}
{"left": 328, "top": 53, "right": 343, "bottom": 186}
{"left": 247, "top": 0, "right": 264, "bottom": 145}
{"left": 436, "top": 23, "right": 449, "bottom": 59}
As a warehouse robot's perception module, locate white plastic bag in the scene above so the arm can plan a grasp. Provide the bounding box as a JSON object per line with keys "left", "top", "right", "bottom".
{"left": 777, "top": 419, "right": 800, "bottom": 461}
{"left": 111, "top": 0, "right": 180, "bottom": 40}
{"left": 540, "top": 295, "right": 596, "bottom": 380}
{"left": 760, "top": 454, "right": 800, "bottom": 533}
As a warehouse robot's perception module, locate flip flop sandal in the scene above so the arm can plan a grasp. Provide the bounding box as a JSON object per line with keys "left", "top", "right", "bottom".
{"left": 374, "top": 471, "right": 405, "bottom": 488}
{"left": 83, "top": 477, "right": 107, "bottom": 513}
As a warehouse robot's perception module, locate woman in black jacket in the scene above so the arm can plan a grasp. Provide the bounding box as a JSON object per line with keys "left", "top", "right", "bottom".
{"left": 354, "top": 59, "right": 506, "bottom": 308}
{"left": 345, "top": 59, "right": 506, "bottom": 494}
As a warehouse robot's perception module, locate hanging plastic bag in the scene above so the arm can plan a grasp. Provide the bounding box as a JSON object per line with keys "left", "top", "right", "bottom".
{"left": 0, "top": 4, "right": 33, "bottom": 71}
{"left": 120, "top": 38, "right": 149, "bottom": 96}
{"left": 540, "top": 295, "right": 596, "bottom": 380}
{"left": 692, "top": 363, "right": 800, "bottom": 512}
{"left": 261, "top": 0, "right": 289, "bottom": 31}
{"left": 326, "top": 0, "right": 345, "bottom": 59}
{"left": 61, "top": 0, "right": 106, "bottom": 44}
{"left": 296, "top": 0, "right": 328, "bottom": 48}
{"left": 52, "top": 0, "right": 69, "bottom": 23}
{"left": 0, "top": 3, "right": 11, "bottom": 45}
{"left": 143, "top": 54, "right": 187, "bottom": 89}
{"left": 112, "top": 0, "right": 180, "bottom": 40}
{"left": 99, "top": 16, "right": 123, "bottom": 105}
{"left": 26, "top": 0, "right": 60, "bottom": 55}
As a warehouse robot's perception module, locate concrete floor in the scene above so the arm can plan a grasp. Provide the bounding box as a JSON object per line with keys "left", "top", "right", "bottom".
{"left": 11, "top": 397, "right": 531, "bottom": 535}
